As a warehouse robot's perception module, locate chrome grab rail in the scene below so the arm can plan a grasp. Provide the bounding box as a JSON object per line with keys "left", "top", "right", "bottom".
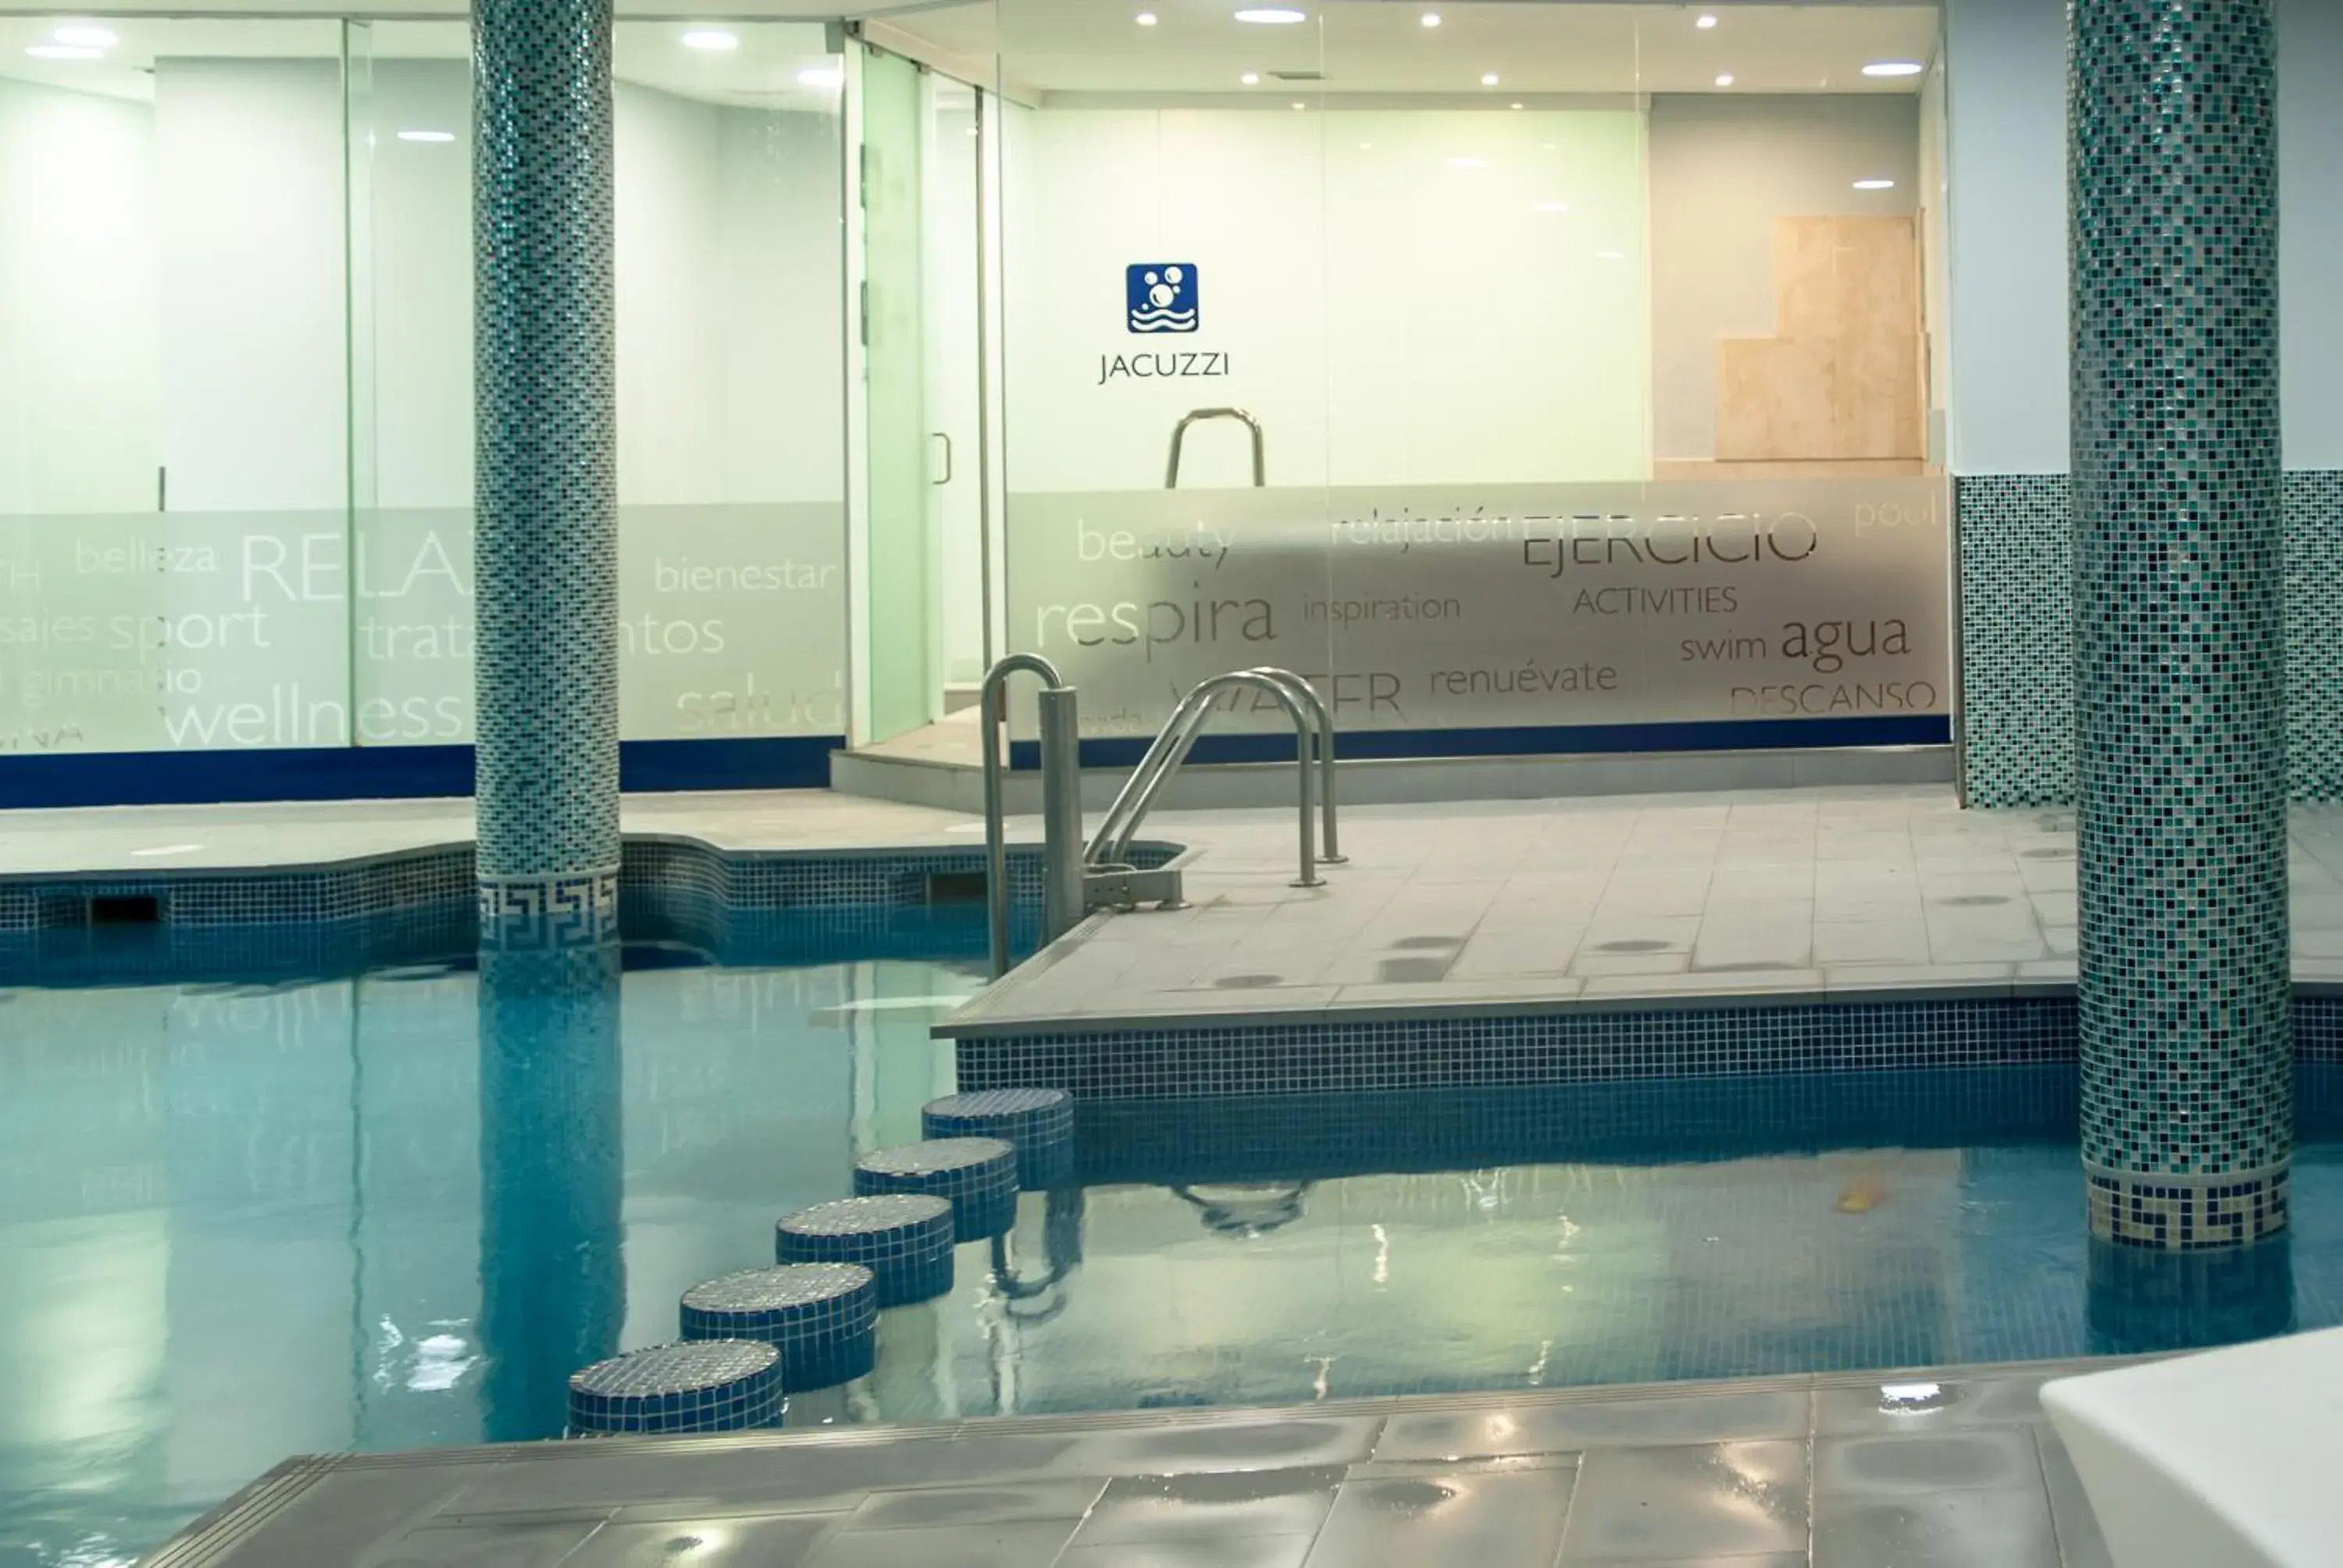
{"left": 1165, "top": 407, "right": 1265, "bottom": 489}
{"left": 1240, "top": 667, "right": 1341, "bottom": 865}
{"left": 978, "top": 653, "right": 1084, "bottom": 979}
{"left": 1087, "top": 668, "right": 1330, "bottom": 889}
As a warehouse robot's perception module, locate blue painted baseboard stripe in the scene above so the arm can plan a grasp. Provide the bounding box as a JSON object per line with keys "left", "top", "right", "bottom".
{"left": 0, "top": 736, "right": 840, "bottom": 809}
{"left": 1009, "top": 715, "right": 1952, "bottom": 772}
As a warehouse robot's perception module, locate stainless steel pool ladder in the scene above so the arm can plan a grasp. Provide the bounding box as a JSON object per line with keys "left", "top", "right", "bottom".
{"left": 1086, "top": 666, "right": 1342, "bottom": 894}
{"left": 1165, "top": 408, "right": 1265, "bottom": 489}
{"left": 979, "top": 654, "right": 1087, "bottom": 979}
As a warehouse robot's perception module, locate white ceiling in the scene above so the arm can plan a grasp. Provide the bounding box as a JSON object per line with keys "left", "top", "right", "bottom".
{"left": 0, "top": 2, "right": 1938, "bottom": 105}
{"left": 0, "top": 16, "right": 842, "bottom": 105}
{"left": 897, "top": 1, "right": 1941, "bottom": 99}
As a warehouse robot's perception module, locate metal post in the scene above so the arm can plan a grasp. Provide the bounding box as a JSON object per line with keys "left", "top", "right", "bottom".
{"left": 1249, "top": 668, "right": 1340, "bottom": 864}
{"left": 1036, "top": 687, "right": 1086, "bottom": 943}
{"left": 979, "top": 652, "right": 1068, "bottom": 980}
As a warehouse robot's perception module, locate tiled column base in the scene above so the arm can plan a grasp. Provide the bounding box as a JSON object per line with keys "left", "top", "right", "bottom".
{"left": 2084, "top": 1160, "right": 2289, "bottom": 1251}
{"left": 479, "top": 869, "right": 619, "bottom": 951}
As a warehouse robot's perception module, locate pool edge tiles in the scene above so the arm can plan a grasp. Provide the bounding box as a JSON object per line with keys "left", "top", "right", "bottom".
{"left": 0, "top": 836, "right": 1183, "bottom": 933}
{"left": 954, "top": 992, "right": 2343, "bottom": 1099}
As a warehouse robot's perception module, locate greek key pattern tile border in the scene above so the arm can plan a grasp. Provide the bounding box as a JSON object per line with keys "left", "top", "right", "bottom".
{"left": 1959, "top": 470, "right": 2343, "bottom": 807}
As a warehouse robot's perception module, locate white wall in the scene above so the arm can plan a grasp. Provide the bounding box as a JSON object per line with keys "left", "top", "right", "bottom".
{"left": 1945, "top": 0, "right": 2343, "bottom": 474}
{"left": 155, "top": 58, "right": 348, "bottom": 512}
{"left": 1003, "top": 105, "right": 1650, "bottom": 494}
{"left": 0, "top": 77, "right": 158, "bottom": 515}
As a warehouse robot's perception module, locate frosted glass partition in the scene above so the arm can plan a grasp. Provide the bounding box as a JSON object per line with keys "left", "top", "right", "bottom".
{"left": 0, "top": 23, "right": 352, "bottom": 756}
{"left": 1003, "top": 478, "right": 1951, "bottom": 740}
{"left": 987, "top": 0, "right": 1954, "bottom": 752}
{"left": 0, "top": 18, "right": 849, "bottom": 768}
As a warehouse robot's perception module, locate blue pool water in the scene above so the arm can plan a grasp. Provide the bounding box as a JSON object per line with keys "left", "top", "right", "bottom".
{"left": 6, "top": 918, "right": 2343, "bottom": 1565}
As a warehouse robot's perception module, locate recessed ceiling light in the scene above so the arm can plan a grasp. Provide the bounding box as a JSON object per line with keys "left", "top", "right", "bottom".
{"left": 1480, "top": 72, "right": 1499, "bottom": 87}
{"left": 398, "top": 129, "right": 456, "bottom": 143}
{"left": 1235, "top": 7, "right": 1307, "bottom": 23}
{"left": 680, "top": 28, "right": 739, "bottom": 51}
{"left": 1446, "top": 155, "right": 1488, "bottom": 169}
{"left": 52, "top": 24, "right": 116, "bottom": 48}
{"left": 1534, "top": 201, "right": 1570, "bottom": 212}
{"left": 1853, "top": 178, "right": 1896, "bottom": 191}
{"left": 1420, "top": 11, "right": 1441, "bottom": 26}
{"left": 797, "top": 66, "right": 844, "bottom": 89}
{"left": 129, "top": 843, "right": 205, "bottom": 857}
{"left": 1596, "top": 249, "right": 1625, "bottom": 260}
{"left": 25, "top": 44, "right": 101, "bottom": 59}
{"left": 1714, "top": 73, "right": 1735, "bottom": 87}
{"left": 1240, "top": 71, "right": 1261, "bottom": 84}
{"left": 1863, "top": 60, "right": 1925, "bottom": 77}
{"left": 1136, "top": 10, "right": 1158, "bottom": 23}
{"left": 1696, "top": 12, "right": 1718, "bottom": 28}
{"left": 1292, "top": 101, "right": 1307, "bottom": 109}
{"left": 1510, "top": 102, "right": 1524, "bottom": 110}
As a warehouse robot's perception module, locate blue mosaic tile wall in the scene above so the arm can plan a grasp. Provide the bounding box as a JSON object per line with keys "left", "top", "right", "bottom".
{"left": 1960, "top": 469, "right": 2343, "bottom": 807}
{"left": 2070, "top": 0, "right": 2290, "bottom": 1247}
{"left": 473, "top": 0, "right": 621, "bottom": 952}
{"left": 961, "top": 996, "right": 2343, "bottom": 1105}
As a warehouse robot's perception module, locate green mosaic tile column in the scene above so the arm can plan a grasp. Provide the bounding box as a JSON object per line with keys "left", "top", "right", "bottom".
{"left": 472, "top": 0, "right": 620, "bottom": 951}
{"left": 2072, "top": 0, "right": 2291, "bottom": 1248}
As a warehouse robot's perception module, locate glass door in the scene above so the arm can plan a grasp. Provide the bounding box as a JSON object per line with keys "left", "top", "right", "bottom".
{"left": 858, "top": 43, "right": 931, "bottom": 743}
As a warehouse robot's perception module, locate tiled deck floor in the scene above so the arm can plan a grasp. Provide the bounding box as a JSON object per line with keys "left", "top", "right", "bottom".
{"left": 158, "top": 1360, "right": 2117, "bottom": 1568}
{"left": 950, "top": 786, "right": 2343, "bottom": 1033}
{"left": 23, "top": 782, "right": 2343, "bottom": 1028}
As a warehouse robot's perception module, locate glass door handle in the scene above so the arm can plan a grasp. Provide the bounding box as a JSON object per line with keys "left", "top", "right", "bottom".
{"left": 930, "top": 431, "right": 954, "bottom": 486}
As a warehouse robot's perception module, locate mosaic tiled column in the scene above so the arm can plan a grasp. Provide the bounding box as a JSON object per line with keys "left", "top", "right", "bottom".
{"left": 472, "top": 0, "right": 619, "bottom": 950}
{"left": 478, "top": 946, "right": 624, "bottom": 1441}
{"left": 2072, "top": 0, "right": 2291, "bottom": 1248}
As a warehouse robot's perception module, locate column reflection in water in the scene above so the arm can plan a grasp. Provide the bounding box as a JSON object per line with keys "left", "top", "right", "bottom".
{"left": 2086, "top": 1236, "right": 2295, "bottom": 1357}
{"left": 476, "top": 946, "right": 625, "bottom": 1442}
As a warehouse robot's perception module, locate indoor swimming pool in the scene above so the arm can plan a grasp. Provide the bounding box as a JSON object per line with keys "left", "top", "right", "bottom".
{"left": 6, "top": 925, "right": 2343, "bottom": 1565}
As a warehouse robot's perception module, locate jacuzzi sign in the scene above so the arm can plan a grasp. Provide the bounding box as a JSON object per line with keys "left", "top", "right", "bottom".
{"left": 1100, "top": 263, "right": 1229, "bottom": 384}
{"left": 1125, "top": 263, "right": 1199, "bottom": 333}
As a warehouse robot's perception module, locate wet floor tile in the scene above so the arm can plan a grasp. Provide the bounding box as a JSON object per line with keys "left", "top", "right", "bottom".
{"left": 1813, "top": 1374, "right": 2049, "bottom": 1434}
{"left": 1813, "top": 1429, "right": 2039, "bottom": 1495}
{"left": 1057, "top": 1534, "right": 1319, "bottom": 1568}
{"left": 846, "top": 1478, "right": 1107, "bottom": 1530}
{"left": 2033, "top": 1430, "right": 2114, "bottom": 1568}
{"left": 561, "top": 1514, "right": 835, "bottom": 1566}
{"left": 1560, "top": 1442, "right": 1807, "bottom": 1562}
{"left": 1054, "top": 1418, "right": 1383, "bottom": 1476}
{"left": 1303, "top": 1464, "right": 1576, "bottom": 1567}
{"left": 1560, "top": 1556, "right": 1806, "bottom": 1567}
{"left": 1377, "top": 1392, "right": 1806, "bottom": 1463}
{"left": 1811, "top": 1488, "right": 2058, "bottom": 1568}
{"left": 1066, "top": 1466, "right": 1343, "bottom": 1545}
{"left": 798, "top": 1519, "right": 1084, "bottom": 1568}
{"left": 366, "top": 1517, "right": 611, "bottom": 1566}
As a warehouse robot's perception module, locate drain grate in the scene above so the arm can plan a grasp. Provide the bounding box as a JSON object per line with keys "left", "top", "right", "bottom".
{"left": 1938, "top": 894, "right": 2012, "bottom": 907}
{"left": 90, "top": 893, "right": 160, "bottom": 925}
{"left": 1596, "top": 939, "right": 1672, "bottom": 953}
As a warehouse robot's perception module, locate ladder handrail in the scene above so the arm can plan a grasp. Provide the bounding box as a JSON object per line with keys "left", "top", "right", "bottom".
{"left": 1165, "top": 407, "right": 1265, "bottom": 489}
{"left": 1239, "top": 667, "right": 1341, "bottom": 865}
{"left": 979, "top": 653, "right": 1075, "bottom": 980}
{"left": 1088, "top": 669, "right": 1325, "bottom": 888}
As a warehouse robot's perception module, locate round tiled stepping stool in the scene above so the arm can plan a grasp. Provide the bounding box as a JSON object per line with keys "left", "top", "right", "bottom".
{"left": 679, "top": 1264, "right": 877, "bottom": 1391}
{"left": 566, "top": 1340, "right": 780, "bottom": 1436}
{"left": 854, "top": 1138, "right": 1018, "bottom": 1242}
{"left": 922, "top": 1089, "right": 1075, "bottom": 1189}
{"left": 776, "top": 1194, "right": 954, "bottom": 1307}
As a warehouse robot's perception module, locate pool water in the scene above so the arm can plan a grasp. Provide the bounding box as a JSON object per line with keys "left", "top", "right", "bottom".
{"left": 6, "top": 924, "right": 2343, "bottom": 1566}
